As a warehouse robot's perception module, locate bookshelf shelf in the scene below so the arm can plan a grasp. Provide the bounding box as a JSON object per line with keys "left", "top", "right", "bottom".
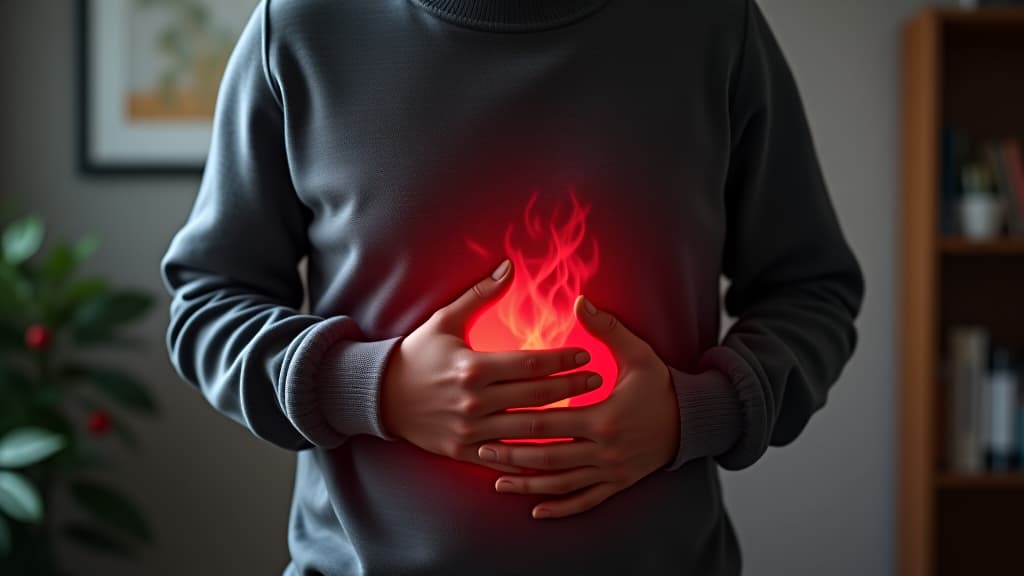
{"left": 901, "top": 7, "right": 1024, "bottom": 576}
{"left": 940, "top": 237, "right": 1024, "bottom": 254}
{"left": 937, "top": 473, "right": 1024, "bottom": 490}
{"left": 928, "top": 7, "right": 1024, "bottom": 24}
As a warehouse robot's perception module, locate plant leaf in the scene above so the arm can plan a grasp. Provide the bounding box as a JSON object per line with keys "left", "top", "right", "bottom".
{"left": 0, "top": 269, "right": 22, "bottom": 317}
{"left": 71, "top": 290, "right": 154, "bottom": 340}
{"left": 2, "top": 217, "right": 44, "bottom": 266}
{"left": 0, "top": 471, "right": 42, "bottom": 523}
{"left": 0, "top": 427, "right": 66, "bottom": 468}
{"left": 65, "top": 278, "right": 109, "bottom": 304}
{"left": 53, "top": 278, "right": 109, "bottom": 328}
{"left": 62, "top": 365, "right": 158, "bottom": 416}
{"left": 41, "top": 242, "right": 75, "bottom": 284}
{"left": 72, "top": 235, "right": 99, "bottom": 263}
{"left": 12, "top": 273, "right": 34, "bottom": 306}
{"left": 71, "top": 482, "right": 152, "bottom": 543}
{"left": 64, "top": 522, "right": 136, "bottom": 558}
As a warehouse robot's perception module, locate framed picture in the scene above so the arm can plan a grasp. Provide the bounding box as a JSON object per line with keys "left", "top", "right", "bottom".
{"left": 78, "top": 0, "right": 258, "bottom": 175}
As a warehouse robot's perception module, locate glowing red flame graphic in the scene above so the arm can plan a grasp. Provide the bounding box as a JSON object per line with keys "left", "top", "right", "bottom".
{"left": 497, "top": 192, "right": 598, "bottom": 352}
{"left": 467, "top": 191, "right": 618, "bottom": 421}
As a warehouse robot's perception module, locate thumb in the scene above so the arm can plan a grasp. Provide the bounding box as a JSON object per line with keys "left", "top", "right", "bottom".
{"left": 437, "top": 259, "right": 513, "bottom": 335}
{"left": 573, "top": 295, "right": 642, "bottom": 364}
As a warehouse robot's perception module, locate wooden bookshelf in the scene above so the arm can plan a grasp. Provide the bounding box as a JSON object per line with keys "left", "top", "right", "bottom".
{"left": 940, "top": 237, "right": 1024, "bottom": 254}
{"left": 901, "top": 8, "right": 1024, "bottom": 576}
{"left": 937, "top": 473, "right": 1024, "bottom": 490}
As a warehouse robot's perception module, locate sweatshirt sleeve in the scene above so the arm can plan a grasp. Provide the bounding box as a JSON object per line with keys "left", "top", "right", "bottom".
{"left": 160, "top": 2, "right": 402, "bottom": 452}
{"left": 669, "top": 0, "right": 865, "bottom": 471}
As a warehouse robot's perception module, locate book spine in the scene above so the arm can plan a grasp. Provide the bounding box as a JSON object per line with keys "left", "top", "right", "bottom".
{"left": 948, "top": 326, "right": 989, "bottom": 473}
{"left": 941, "top": 128, "right": 962, "bottom": 236}
{"left": 1004, "top": 140, "right": 1024, "bottom": 234}
{"left": 986, "top": 143, "right": 1016, "bottom": 234}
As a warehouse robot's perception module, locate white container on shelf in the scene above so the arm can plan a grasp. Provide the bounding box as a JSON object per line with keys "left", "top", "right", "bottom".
{"left": 986, "top": 348, "right": 1019, "bottom": 472}
{"left": 959, "top": 164, "right": 1004, "bottom": 240}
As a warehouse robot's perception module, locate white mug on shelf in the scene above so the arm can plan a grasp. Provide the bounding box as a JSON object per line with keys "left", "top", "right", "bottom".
{"left": 959, "top": 193, "right": 1003, "bottom": 241}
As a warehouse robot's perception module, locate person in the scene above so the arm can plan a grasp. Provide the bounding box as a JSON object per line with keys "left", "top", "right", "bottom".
{"left": 160, "top": 0, "right": 865, "bottom": 574}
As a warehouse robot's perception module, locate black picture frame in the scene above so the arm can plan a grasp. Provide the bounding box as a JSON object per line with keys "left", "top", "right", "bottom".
{"left": 77, "top": 0, "right": 255, "bottom": 175}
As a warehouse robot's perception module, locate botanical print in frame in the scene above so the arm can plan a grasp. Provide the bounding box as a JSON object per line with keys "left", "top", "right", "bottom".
{"left": 79, "top": 0, "right": 258, "bottom": 174}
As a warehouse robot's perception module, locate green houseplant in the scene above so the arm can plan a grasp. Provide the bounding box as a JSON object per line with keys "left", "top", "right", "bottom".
{"left": 0, "top": 216, "right": 158, "bottom": 575}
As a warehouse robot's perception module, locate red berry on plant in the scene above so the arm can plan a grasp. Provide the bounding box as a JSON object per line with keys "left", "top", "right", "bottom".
{"left": 24, "top": 324, "right": 53, "bottom": 350}
{"left": 87, "top": 411, "right": 112, "bottom": 436}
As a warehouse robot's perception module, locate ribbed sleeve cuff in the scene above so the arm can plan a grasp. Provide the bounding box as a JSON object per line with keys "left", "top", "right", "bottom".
{"left": 697, "top": 345, "right": 770, "bottom": 471}
{"left": 283, "top": 316, "right": 402, "bottom": 448}
{"left": 665, "top": 366, "right": 742, "bottom": 471}
{"left": 317, "top": 336, "right": 403, "bottom": 441}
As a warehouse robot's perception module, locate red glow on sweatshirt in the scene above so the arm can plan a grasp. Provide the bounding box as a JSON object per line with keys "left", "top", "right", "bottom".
{"left": 467, "top": 191, "right": 618, "bottom": 441}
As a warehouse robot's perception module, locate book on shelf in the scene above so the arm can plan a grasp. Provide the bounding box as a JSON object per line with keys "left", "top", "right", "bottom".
{"left": 1003, "top": 139, "right": 1024, "bottom": 234}
{"left": 984, "top": 143, "right": 1018, "bottom": 235}
{"left": 946, "top": 325, "right": 1024, "bottom": 474}
{"left": 941, "top": 127, "right": 965, "bottom": 236}
{"left": 947, "top": 325, "right": 988, "bottom": 473}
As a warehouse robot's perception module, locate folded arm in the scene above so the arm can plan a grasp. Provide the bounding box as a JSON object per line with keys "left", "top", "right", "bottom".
{"left": 161, "top": 3, "right": 401, "bottom": 451}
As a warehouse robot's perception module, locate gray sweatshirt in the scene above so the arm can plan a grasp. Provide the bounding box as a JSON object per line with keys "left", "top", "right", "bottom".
{"left": 160, "top": 0, "right": 864, "bottom": 574}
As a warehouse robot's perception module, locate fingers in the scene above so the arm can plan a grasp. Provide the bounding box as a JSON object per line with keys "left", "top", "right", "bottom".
{"left": 492, "top": 466, "right": 620, "bottom": 519}
{"left": 475, "top": 347, "right": 591, "bottom": 383}
{"left": 478, "top": 439, "right": 599, "bottom": 470}
{"left": 473, "top": 407, "right": 597, "bottom": 442}
{"left": 470, "top": 457, "right": 527, "bottom": 475}
{"left": 480, "top": 371, "right": 601, "bottom": 412}
{"left": 434, "top": 259, "right": 513, "bottom": 334}
{"left": 531, "top": 482, "right": 619, "bottom": 520}
{"left": 494, "top": 467, "right": 603, "bottom": 497}
{"left": 442, "top": 347, "right": 590, "bottom": 393}
{"left": 573, "top": 295, "right": 641, "bottom": 364}
{"left": 448, "top": 444, "right": 527, "bottom": 474}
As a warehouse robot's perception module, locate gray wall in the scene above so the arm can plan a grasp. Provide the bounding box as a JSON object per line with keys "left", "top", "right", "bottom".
{"left": 718, "top": 1, "right": 933, "bottom": 575}
{"left": 0, "top": 1, "right": 940, "bottom": 574}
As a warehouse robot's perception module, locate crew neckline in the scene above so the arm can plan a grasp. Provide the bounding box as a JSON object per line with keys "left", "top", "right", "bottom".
{"left": 408, "top": 0, "right": 611, "bottom": 33}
